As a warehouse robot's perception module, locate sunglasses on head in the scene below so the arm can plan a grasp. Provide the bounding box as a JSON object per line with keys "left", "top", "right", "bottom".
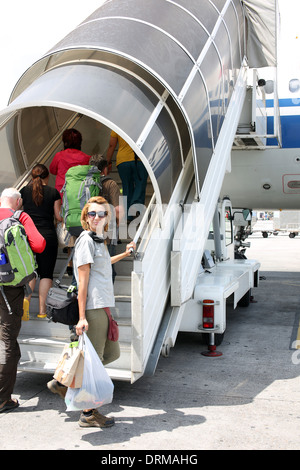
{"left": 87, "top": 210, "right": 108, "bottom": 219}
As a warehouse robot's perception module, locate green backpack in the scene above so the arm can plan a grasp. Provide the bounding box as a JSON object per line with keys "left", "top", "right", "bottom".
{"left": 0, "top": 210, "right": 37, "bottom": 312}
{"left": 61, "top": 165, "right": 103, "bottom": 236}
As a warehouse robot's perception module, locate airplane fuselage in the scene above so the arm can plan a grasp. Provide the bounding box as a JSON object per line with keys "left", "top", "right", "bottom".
{"left": 222, "top": 97, "right": 300, "bottom": 210}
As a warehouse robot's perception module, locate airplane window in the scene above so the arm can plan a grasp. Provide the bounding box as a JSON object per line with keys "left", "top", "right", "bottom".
{"left": 289, "top": 79, "right": 300, "bottom": 93}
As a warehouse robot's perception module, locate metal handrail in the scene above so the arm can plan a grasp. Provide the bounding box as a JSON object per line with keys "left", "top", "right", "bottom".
{"left": 132, "top": 193, "right": 157, "bottom": 259}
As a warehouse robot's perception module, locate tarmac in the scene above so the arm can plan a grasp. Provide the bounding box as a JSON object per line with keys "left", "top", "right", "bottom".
{"left": 0, "top": 232, "right": 299, "bottom": 451}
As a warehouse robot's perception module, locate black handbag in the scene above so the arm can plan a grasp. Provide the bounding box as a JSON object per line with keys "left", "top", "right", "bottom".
{"left": 46, "top": 283, "right": 79, "bottom": 325}
{"left": 46, "top": 246, "right": 79, "bottom": 325}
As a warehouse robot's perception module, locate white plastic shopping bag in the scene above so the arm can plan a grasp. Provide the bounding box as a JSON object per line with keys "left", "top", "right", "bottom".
{"left": 65, "top": 332, "right": 114, "bottom": 411}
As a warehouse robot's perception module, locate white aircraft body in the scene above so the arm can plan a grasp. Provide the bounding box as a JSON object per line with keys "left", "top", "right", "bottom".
{"left": 222, "top": 70, "right": 300, "bottom": 211}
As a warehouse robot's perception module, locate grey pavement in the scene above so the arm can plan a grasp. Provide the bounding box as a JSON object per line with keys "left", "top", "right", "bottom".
{"left": 0, "top": 232, "right": 299, "bottom": 450}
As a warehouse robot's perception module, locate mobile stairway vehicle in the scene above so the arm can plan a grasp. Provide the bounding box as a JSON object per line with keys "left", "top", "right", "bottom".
{"left": 0, "top": 0, "right": 279, "bottom": 382}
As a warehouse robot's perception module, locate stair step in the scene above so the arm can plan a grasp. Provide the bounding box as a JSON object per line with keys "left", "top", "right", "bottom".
{"left": 105, "top": 368, "right": 132, "bottom": 381}
{"left": 114, "top": 297, "right": 131, "bottom": 318}
{"left": 18, "top": 359, "right": 60, "bottom": 374}
{"left": 20, "top": 317, "right": 70, "bottom": 338}
{"left": 114, "top": 275, "right": 131, "bottom": 296}
{"left": 17, "top": 360, "right": 132, "bottom": 382}
{"left": 29, "top": 275, "right": 132, "bottom": 315}
{"left": 21, "top": 315, "right": 131, "bottom": 338}
{"left": 114, "top": 257, "right": 134, "bottom": 276}
{"left": 19, "top": 336, "right": 67, "bottom": 347}
{"left": 19, "top": 336, "right": 132, "bottom": 377}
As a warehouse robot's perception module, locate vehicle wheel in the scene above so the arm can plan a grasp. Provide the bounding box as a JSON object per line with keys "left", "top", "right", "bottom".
{"left": 161, "top": 343, "right": 170, "bottom": 357}
{"left": 289, "top": 233, "right": 296, "bottom": 238}
{"left": 262, "top": 231, "right": 268, "bottom": 238}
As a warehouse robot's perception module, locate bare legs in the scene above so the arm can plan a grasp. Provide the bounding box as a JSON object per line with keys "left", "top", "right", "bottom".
{"left": 26, "top": 277, "right": 53, "bottom": 317}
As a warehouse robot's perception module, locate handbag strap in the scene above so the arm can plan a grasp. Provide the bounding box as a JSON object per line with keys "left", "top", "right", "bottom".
{"left": 55, "top": 231, "right": 104, "bottom": 288}
{"left": 104, "top": 307, "right": 112, "bottom": 320}
{"left": 54, "top": 247, "right": 75, "bottom": 287}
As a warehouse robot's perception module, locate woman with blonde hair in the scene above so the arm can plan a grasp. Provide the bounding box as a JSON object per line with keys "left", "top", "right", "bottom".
{"left": 47, "top": 196, "right": 135, "bottom": 428}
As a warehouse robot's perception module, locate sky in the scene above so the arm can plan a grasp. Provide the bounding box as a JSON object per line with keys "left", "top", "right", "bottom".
{"left": 0, "top": 0, "right": 299, "bottom": 109}
{"left": 277, "top": 0, "right": 300, "bottom": 74}
{"left": 0, "top": 1, "right": 105, "bottom": 108}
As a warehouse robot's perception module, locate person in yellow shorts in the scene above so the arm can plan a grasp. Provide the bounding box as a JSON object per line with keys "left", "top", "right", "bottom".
{"left": 106, "top": 131, "right": 148, "bottom": 221}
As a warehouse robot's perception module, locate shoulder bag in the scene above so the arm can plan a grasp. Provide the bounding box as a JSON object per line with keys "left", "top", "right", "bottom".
{"left": 46, "top": 246, "right": 79, "bottom": 325}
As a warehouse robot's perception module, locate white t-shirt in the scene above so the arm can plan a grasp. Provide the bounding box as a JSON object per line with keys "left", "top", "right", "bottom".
{"left": 73, "top": 231, "right": 115, "bottom": 309}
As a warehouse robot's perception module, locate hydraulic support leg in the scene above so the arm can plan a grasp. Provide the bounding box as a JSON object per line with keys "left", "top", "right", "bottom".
{"left": 201, "top": 333, "right": 223, "bottom": 357}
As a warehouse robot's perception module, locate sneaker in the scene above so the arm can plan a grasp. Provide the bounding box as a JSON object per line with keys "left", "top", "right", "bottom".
{"left": 47, "top": 379, "right": 67, "bottom": 399}
{"left": 78, "top": 409, "right": 115, "bottom": 428}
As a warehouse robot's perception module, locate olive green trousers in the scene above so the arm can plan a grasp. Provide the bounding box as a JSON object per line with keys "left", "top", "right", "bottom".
{"left": 86, "top": 308, "right": 120, "bottom": 366}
